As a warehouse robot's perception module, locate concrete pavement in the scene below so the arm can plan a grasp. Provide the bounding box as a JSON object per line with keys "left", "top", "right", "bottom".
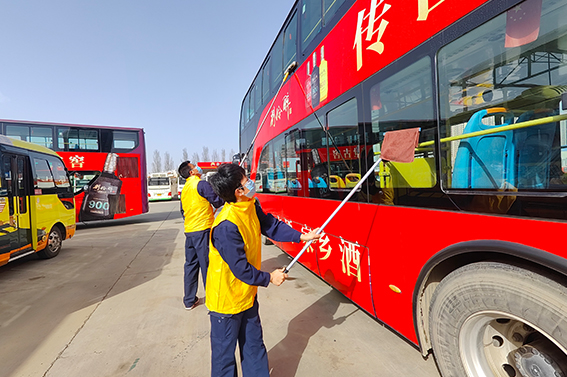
{"left": 0, "top": 201, "right": 441, "bottom": 377}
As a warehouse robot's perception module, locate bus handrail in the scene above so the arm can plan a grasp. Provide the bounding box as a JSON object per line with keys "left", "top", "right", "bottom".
{"left": 374, "top": 113, "right": 567, "bottom": 155}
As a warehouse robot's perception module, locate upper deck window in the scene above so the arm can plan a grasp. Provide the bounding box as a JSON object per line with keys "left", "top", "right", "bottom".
{"left": 301, "top": 0, "right": 322, "bottom": 51}
{"left": 113, "top": 131, "right": 138, "bottom": 150}
{"left": 271, "top": 34, "right": 284, "bottom": 91}
{"left": 284, "top": 12, "right": 298, "bottom": 73}
{"left": 57, "top": 127, "right": 99, "bottom": 151}
{"left": 5, "top": 124, "right": 53, "bottom": 149}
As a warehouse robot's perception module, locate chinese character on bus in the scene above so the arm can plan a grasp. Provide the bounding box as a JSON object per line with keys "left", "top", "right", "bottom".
{"left": 318, "top": 233, "right": 332, "bottom": 260}
{"left": 354, "top": 0, "right": 392, "bottom": 71}
{"left": 282, "top": 94, "right": 292, "bottom": 120}
{"left": 68, "top": 155, "right": 85, "bottom": 168}
{"left": 339, "top": 237, "right": 362, "bottom": 282}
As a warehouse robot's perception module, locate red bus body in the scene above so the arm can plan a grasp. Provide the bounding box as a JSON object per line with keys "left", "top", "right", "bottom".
{"left": 240, "top": 0, "right": 567, "bottom": 374}
{"left": 0, "top": 120, "right": 149, "bottom": 222}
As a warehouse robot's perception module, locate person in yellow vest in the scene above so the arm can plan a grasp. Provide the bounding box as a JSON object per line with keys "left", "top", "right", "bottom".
{"left": 178, "top": 161, "right": 224, "bottom": 310}
{"left": 207, "top": 163, "right": 320, "bottom": 377}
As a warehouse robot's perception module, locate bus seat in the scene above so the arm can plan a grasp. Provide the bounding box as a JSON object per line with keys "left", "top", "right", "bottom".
{"left": 288, "top": 179, "right": 302, "bottom": 189}
{"left": 329, "top": 175, "right": 345, "bottom": 189}
{"left": 309, "top": 176, "right": 327, "bottom": 188}
{"left": 388, "top": 158, "right": 436, "bottom": 188}
{"left": 514, "top": 109, "right": 557, "bottom": 189}
{"left": 452, "top": 108, "right": 515, "bottom": 189}
{"left": 345, "top": 173, "right": 361, "bottom": 188}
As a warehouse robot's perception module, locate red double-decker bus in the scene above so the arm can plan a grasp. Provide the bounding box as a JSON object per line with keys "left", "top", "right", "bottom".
{"left": 239, "top": 0, "right": 567, "bottom": 375}
{"left": 0, "top": 119, "right": 148, "bottom": 222}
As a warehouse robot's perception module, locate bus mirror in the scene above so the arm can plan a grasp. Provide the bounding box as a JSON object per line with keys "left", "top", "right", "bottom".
{"left": 562, "top": 92, "right": 567, "bottom": 110}
{"left": 232, "top": 153, "right": 243, "bottom": 165}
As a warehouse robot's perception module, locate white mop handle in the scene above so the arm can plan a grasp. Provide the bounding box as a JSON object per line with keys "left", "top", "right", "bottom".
{"left": 283, "top": 157, "right": 383, "bottom": 273}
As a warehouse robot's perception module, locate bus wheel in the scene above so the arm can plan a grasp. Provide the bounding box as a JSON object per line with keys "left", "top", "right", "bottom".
{"left": 37, "top": 226, "right": 63, "bottom": 259}
{"left": 429, "top": 262, "right": 567, "bottom": 377}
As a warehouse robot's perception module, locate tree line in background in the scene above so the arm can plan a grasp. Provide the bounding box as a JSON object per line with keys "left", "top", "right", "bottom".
{"left": 151, "top": 146, "right": 236, "bottom": 173}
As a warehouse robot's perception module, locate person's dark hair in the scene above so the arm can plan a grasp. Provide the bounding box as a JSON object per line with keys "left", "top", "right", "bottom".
{"left": 209, "top": 163, "right": 246, "bottom": 203}
{"left": 178, "top": 161, "right": 194, "bottom": 179}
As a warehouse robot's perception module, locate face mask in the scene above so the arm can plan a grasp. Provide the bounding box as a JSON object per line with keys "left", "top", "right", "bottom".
{"left": 243, "top": 178, "right": 256, "bottom": 198}
{"left": 195, "top": 166, "right": 203, "bottom": 175}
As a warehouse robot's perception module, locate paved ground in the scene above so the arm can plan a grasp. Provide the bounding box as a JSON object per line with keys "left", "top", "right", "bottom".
{"left": 0, "top": 201, "right": 441, "bottom": 377}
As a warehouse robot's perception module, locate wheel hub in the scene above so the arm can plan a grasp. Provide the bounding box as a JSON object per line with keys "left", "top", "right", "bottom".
{"left": 513, "top": 344, "right": 565, "bottom": 377}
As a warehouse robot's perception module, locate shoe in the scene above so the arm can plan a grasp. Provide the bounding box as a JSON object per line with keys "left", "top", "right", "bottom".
{"left": 185, "top": 297, "right": 200, "bottom": 310}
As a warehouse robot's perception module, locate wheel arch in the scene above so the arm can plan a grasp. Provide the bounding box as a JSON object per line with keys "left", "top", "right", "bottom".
{"left": 52, "top": 222, "right": 68, "bottom": 240}
{"left": 413, "top": 240, "right": 567, "bottom": 357}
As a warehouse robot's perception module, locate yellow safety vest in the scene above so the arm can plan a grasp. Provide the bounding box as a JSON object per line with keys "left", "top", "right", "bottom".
{"left": 206, "top": 198, "right": 262, "bottom": 314}
{"left": 182, "top": 175, "right": 214, "bottom": 233}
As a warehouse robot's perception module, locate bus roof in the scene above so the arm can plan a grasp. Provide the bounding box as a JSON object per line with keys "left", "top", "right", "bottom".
{"left": 0, "top": 135, "right": 61, "bottom": 157}
{"left": 0, "top": 118, "right": 144, "bottom": 132}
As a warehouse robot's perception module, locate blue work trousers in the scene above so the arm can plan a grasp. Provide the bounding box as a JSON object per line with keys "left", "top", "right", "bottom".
{"left": 210, "top": 298, "right": 269, "bottom": 377}
{"left": 183, "top": 229, "right": 210, "bottom": 307}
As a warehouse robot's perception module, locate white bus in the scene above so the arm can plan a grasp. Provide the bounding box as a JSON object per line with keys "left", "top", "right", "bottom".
{"left": 147, "top": 171, "right": 178, "bottom": 201}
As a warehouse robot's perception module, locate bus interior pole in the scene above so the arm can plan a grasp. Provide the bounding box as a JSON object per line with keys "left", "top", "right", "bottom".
{"left": 239, "top": 61, "right": 298, "bottom": 168}
{"left": 283, "top": 156, "right": 383, "bottom": 274}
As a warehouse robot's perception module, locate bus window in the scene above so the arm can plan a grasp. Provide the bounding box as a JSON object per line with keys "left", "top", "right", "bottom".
{"left": 325, "top": 98, "right": 363, "bottom": 201}
{"left": 57, "top": 127, "right": 99, "bottom": 151}
{"left": 284, "top": 130, "right": 303, "bottom": 196}
{"left": 283, "top": 12, "right": 297, "bottom": 73}
{"left": 5, "top": 125, "right": 29, "bottom": 142}
{"left": 112, "top": 131, "right": 139, "bottom": 150}
{"left": 47, "top": 157, "right": 71, "bottom": 189}
{"left": 368, "top": 56, "right": 436, "bottom": 204}
{"left": 301, "top": 0, "right": 322, "bottom": 51}
{"left": 438, "top": 0, "right": 567, "bottom": 196}
{"left": 5, "top": 125, "right": 53, "bottom": 149}
{"left": 248, "top": 85, "right": 256, "bottom": 121}
{"left": 33, "top": 158, "right": 56, "bottom": 193}
{"left": 262, "top": 59, "right": 271, "bottom": 104}
{"left": 256, "top": 135, "right": 287, "bottom": 194}
{"left": 116, "top": 156, "right": 139, "bottom": 178}
{"left": 270, "top": 34, "right": 284, "bottom": 91}
{"left": 323, "top": 0, "right": 345, "bottom": 26}
{"left": 30, "top": 127, "right": 53, "bottom": 148}
{"left": 240, "top": 97, "right": 248, "bottom": 130}
{"left": 254, "top": 76, "right": 262, "bottom": 113}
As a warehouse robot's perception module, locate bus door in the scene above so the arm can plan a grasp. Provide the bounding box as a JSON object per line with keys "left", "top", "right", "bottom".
{"left": 1, "top": 154, "right": 32, "bottom": 254}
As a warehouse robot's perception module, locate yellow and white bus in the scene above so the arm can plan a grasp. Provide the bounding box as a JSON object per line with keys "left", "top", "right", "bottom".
{"left": 147, "top": 171, "right": 178, "bottom": 201}
{"left": 0, "top": 136, "right": 76, "bottom": 266}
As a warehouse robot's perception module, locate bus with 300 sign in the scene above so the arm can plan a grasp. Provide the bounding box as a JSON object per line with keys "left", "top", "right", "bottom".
{"left": 239, "top": 0, "right": 567, "bottom": 375}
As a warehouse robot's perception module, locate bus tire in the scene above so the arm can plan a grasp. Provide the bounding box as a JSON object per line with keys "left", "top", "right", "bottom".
{"left": 429, "top": 262, "right": 567, "bottom": 377}
{"left": 37, "top": 226, "right": 63, "bottom": 259}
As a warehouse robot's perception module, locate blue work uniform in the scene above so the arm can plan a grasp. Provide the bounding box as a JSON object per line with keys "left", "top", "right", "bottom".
{"left": 207, "top": 198, "right": 301, "bottom": 377}
{"left": 181, "top": 175, "right": 224, "bottom": 308}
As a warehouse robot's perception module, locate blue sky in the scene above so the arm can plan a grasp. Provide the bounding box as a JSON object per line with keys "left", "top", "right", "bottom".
{"left": 0, "top": 0, "right": 295, "bottom": 166}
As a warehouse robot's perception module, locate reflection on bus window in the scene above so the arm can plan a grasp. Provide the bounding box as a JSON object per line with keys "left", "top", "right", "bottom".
{"left": 5, "top": 125, "right": 53, "bottom": 149}
{"left": 301, "top": 0, "right": 322, "bottom": 50}
{"left": 438, "top": 0, "right": 567, "bottom": 205}
{"left": 33, "top": 158, "right": 56, "bottom": 192}
{"left": 47, "top": 158, "right": 71, "bottom": 188}
{"left": 368, "top": 56, "right": 436, "bottom": 205}
{"left": 284, "top": 12, "right": 297, "bottom": 72}
{"left": 57, "top": 127, "right": 100, "bottom": 151}
{"left": 70, "top": 171, "right": 99, "bottom": 194}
